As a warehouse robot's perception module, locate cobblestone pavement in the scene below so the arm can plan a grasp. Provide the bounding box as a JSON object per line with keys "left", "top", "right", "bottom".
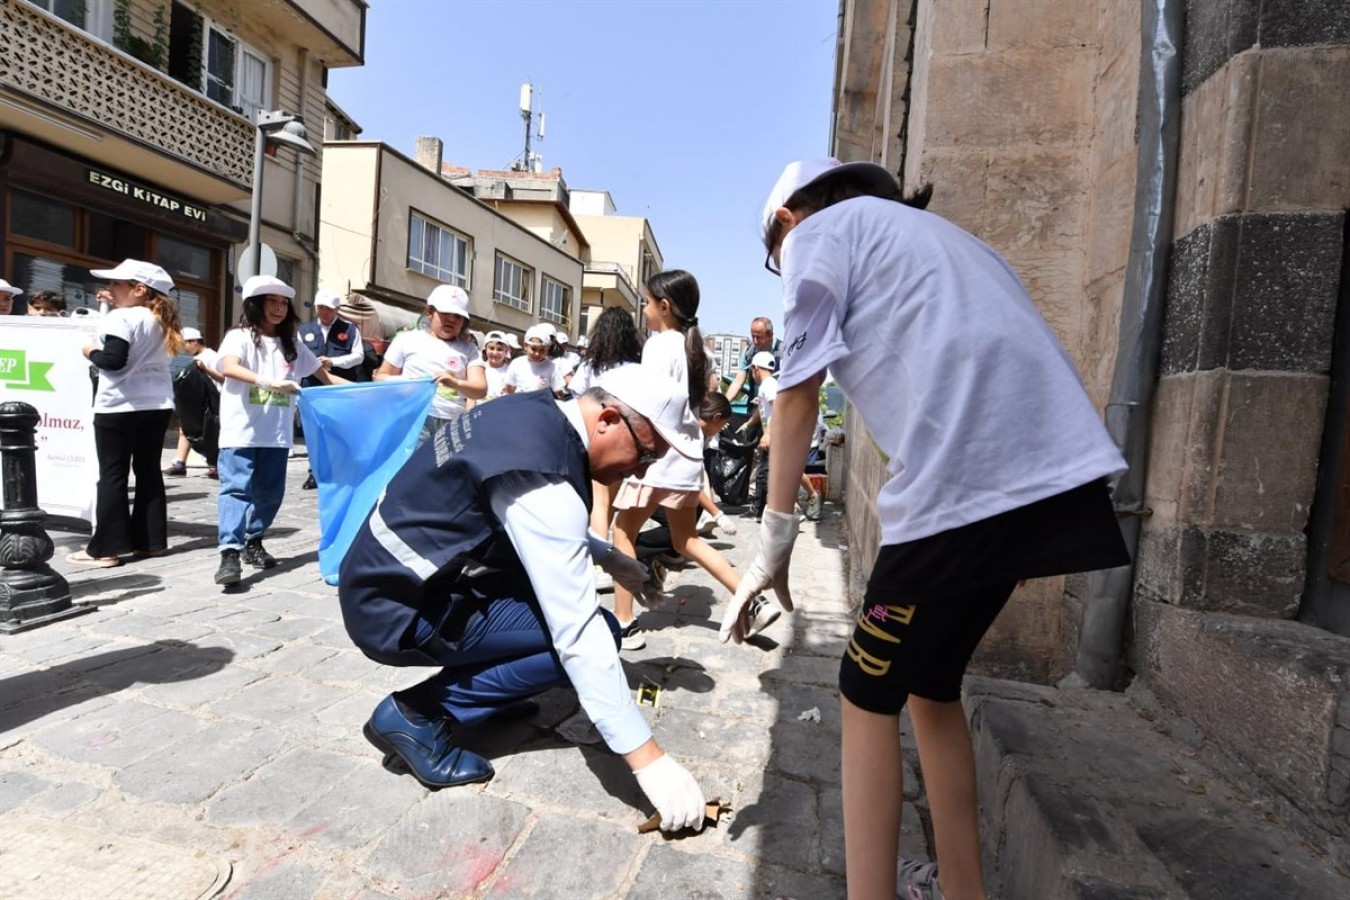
{"left": 0, "top": 454, "right": 930, "bottom": 899}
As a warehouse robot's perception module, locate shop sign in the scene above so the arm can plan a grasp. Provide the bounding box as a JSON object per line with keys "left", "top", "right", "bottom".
{"left": 85, "top": 168, "right": 208, "bottom": 222}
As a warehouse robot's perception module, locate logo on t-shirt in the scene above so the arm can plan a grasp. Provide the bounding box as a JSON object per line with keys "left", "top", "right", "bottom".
{"left": 786, "top": 332, "right": 807, "bottom": 359}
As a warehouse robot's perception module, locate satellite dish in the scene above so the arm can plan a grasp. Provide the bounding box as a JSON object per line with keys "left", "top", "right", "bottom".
{"left": 237, "top": 243, "right": 278, "bottom": 280}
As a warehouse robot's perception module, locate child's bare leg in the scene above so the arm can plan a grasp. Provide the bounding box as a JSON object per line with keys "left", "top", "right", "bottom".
{"left": 666, "top": 507, "right": 738, "bottom": 593}
{"left": 174, "top": 430, "right": 190, "bottom": 464}
{"left": 909, "top": 694, "right": 986, "bottom": 900}
{"left": 611, "top": 503, "right": 655, "bottom": 624}
{"left": 589, "top": 478, "right": 618, "bottom": 538}
{"left": 841, "top": 695, "right": 903, "bottom": 899}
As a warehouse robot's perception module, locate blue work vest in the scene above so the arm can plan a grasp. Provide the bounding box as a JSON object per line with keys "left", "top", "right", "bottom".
{"left": 338, "top": 391, "right": 591, "bottom": 666}
{"left": 299, "top": 320, "right": 368, "bottom": 383}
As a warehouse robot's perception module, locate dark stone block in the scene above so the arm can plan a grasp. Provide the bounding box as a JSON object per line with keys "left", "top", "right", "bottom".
{"left": 1182, "top": 0, "right": 1259, "bottom": 96}
{"left": 1229, "top": 213, "right": 1343, "bottom": 373}
{"left": 1259, "top": 0, "right": 1350, "bottom": 48}
{"left": 1202, "top": 528, "right": 1305, "bottom": 617}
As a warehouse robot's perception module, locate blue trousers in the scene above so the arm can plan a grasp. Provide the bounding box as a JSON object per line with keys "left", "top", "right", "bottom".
{"left": 217, "top": 446, "right": 289, "bottom": 550}
{"left": 403, "top": 592, "right": 620, "bottom": 727}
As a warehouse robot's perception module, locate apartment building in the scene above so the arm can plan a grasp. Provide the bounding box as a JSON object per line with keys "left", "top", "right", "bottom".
{"left": 317, "top": 139, "right": 583, "bottom": 341}
{"left": 0, "top": 0, "right": 365, "bottom": 342}
{"left": 568, "top": 188, "right": 662, "bottom": 339}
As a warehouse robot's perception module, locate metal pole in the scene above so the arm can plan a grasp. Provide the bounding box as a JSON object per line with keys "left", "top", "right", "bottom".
{"left": 246, "top": 120, "right": 267, "bottom": 282}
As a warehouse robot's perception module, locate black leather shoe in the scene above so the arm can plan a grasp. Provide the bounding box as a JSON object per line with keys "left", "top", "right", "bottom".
{"left": 243, "top": 539, "right": 277, "bottom": 569}
{"left": 364, "top": 694, "right": 493, "bottom": 789}
{"left": 214, "top": 549, "right": 242, "bottom": 585}
{"left": 302, "top": 472, "right": 317, "bottom": 490}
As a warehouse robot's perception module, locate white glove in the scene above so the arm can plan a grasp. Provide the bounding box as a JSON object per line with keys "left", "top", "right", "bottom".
{"left": 634, "top": 754, "right": 706, "bottom": 833}
{"left": 599, "top": 548, "right": 663, "bottom": 607}
{"left": 259, "top": 378, "right": 301, "bottom": 394}
{"left": 715, "top": 513, "right": 738, "bottom": 536}
{"left": 720, "top": 509, "right": 799, "bottom": 644}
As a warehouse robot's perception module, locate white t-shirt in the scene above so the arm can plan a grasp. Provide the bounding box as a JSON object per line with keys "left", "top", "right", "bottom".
{"left": 755, "top": 374, "right": 779, "bottom": 428}
{"left": 383, "top": 330, "right": 483, "bottom": 419}
{"left": 777, "top": 196, "right": 1126, "bottom": 546}
{"left": 482, "top": 361, "right": 511, "bottom": 400}
{"left": 505, "top": 356, "right": 564, "bottom": 394}
{"left": 628, "top": 329, "right": 703, "bottom": 492}
{"left": 217, "top": 328, "right": 322, "bottom": 449}
{"left": 93, "top": 306, "right": 173, "bottom": 413}
{"left": 567, "top": 360, "right": 595, "bottom": 395}
{"left": 195, "top": 347, "right": 222, "bottom": 392}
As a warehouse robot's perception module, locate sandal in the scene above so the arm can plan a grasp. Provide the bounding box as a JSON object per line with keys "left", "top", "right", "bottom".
{"left": 67, "top": 551, "right": 122, "bottom": 568}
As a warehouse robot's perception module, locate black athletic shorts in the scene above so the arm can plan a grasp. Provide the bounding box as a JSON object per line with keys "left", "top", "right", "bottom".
{"left": 839, "top": 479, "right": 1129, "bottom": 713}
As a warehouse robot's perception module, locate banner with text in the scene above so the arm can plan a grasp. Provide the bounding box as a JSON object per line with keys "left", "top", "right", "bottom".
{"left": 0, "top": 318, "right": 101, "bottom": 522}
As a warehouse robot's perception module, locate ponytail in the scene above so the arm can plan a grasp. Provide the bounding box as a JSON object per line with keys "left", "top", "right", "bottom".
{"left": 645, "top": 269, "right": 708, "bottom": 408}
{"left": 146, "top": 291, "right": 185, "bottom": 356}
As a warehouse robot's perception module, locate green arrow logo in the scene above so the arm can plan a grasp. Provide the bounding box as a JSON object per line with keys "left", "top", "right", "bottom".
{"left": 0, "top": 350, "right": 57, "bottom": 392}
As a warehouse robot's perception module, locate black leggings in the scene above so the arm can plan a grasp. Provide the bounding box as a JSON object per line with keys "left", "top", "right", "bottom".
{"left": 87, "top": 408, "right": 174, "bottom": 557}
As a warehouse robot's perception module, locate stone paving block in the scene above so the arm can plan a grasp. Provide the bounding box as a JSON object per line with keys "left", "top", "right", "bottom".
{"left": 6, "top": 635, "right": 114, "bottom": 666}
{"left": 242, "top": 616, "right": 334, "bottom": 642}
{"left": 85, "top": 614, "right": 214, "bottom": 644}
{"left": 133, "top": 596, "right": 218, "bottom": 618}
{"left": 818, "top": 781, "right": 846, "bottom": 876}
{"left": 79, "top": 641, "right": 237, "bottom": 693}
{"left": 0, "top": 689, "right": 116, "bottom": 749}
{"left": 762, "top": 652, "right": 839, "bottom": 688}
{"left": 769, "top": 718, "right": 840, "bottom": 784}
{"left": 213, "top": 608, "right": 284, "bottom": 629}
{"left": 653, "top": 708, "right": 773, "bottom": 769}
{"left": 0, "top": 769, "right": 47, "bottom": 814}
{"left": 114, "top": 724, "right": 288, "bottom": 804}
{"left": 28, "top": 700, "right": 205, "bottom": 768}
{"left": 774, "top": 683, "right": 841, "bottom": 729}
{"left": 137, "top": 663, "right": 267, "bottom": 710}
{"left": 302, "top": 648, "right": 382, "bottom": 684}
{"left": 483, "top": 814, "right": 639, "bottom": 898}
{"left": 229, "top": 859, "right": 327, "bottom": 900}
{"left": 287, "top": 759, "right": 427, "bottom": 850}
{"left": 191, "top": 631, "right": 284, "bottom": 660}
{"left": 488, "top": 742, "right": 643, "bottom": 826}
{"left": 208, "top": 673, "right": 349, "bottom": 723}
{"left": 306, "top": 624, "right": 356, "bottom": 649}
{"left": 26, "top": 780, "right": 100, "bottom": 817}
{"left": 629, "top": 844, "right": 845, "bottom": 899}
{"left": 361, "top": 791, "right": 530, "bottom": 896}
{"left": 724, "top": 772, "right": 818, "bottom": 869}
{"left": 241, "top": 643, "right": 339, "bottom": 676}
{"left": 206, "top": 747, "right": 361, "bottom": 826}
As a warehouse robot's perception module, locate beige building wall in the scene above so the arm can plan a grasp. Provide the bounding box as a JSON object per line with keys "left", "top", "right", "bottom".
{"left": 319, "top": 143, "right": 584, "bottom": 339}
{"left": 834, "top": 0, "right": 1138, "bottom": 681}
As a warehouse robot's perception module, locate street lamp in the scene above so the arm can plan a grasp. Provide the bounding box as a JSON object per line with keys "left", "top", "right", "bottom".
{"left": 243, "top": 110, "right": 317, "bottom": 282}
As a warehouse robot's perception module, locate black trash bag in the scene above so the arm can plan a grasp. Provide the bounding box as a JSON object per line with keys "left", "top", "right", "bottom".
{"left": 711, "top": 432, "right": 755, "bottom": 506}
{"left": 173, "top": 363, "right": 220, "bottom": 467}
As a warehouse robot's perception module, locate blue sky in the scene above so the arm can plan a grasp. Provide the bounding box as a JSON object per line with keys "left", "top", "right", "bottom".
{"left": 327, "top": 0, "right": 837, "bottom": 337}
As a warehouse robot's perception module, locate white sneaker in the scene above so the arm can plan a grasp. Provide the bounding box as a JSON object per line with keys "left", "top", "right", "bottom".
{"left": 618, "top": 619, "right": 646, "bottom": 651}
{"left": 745, "top": 595, "right": 781, "bottom": 638}
{"left": 896, "top": 859, "right": 943, "bottom": 900}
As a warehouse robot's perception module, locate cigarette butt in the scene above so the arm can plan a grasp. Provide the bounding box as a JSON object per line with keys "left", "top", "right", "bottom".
{"left": 638, "top": 798, "right": 729, "bottom": 834}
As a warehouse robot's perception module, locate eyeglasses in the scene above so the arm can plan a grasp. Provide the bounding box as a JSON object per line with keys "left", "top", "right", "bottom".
{"left": 764, "top": 251, "right": 780, "bottom": 276}
{"left": 606, "top": 405, "right": 661, "bottom": 467}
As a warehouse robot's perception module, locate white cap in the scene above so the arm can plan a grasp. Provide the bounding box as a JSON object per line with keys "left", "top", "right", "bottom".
{"left": 524, "top": 323, "right": 553, "bottom": 346}
{"left": 760, "top": 158, "right": 899, "bottom": 241}
{"left": 427, "top": 285, "right": 470, "bottom": 318}
{"left": 0, "top": 279, "right": 23, "bottom": 298}
{"left": 503, "top": 333, "right": 521, "bottom": 349}
{"left": 556, "top": 332, "right": 570, "bottom": 345}
{"left": 596, "top": 364, "right": 701, "bottom": 460}
{"left": 483, "top": 330, "right": 510, "bottom": 346}
{"left": 751, "top": 351, "right": 778, "bottom": 372}
{"left": 577, "top": 335, "right": 589, "bottom": 349}
{"left": 468, "top": 329, "right": 486, "bottom": 346}
{"left": 314, "top": 289, "right": 342, "bottom": 309}
{"left": 90, "top": 259, "right": 175, "bottom": 295}
{"left": 242, "top": 274, "right": 296, "bottom": 301}
{"left": 182, "top": 326, "right": 204, "bottom": 341}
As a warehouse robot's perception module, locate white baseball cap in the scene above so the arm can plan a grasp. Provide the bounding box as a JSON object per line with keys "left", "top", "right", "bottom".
{"left": 427, "top": 285, "right": 470, "bottom": 318}
{"left": 751, "top": 351, "right": 778, "bottom": 372}
{"left": 503, "top": 333, "right": 521, "bottom": 349}
{"left": 314, "top": 289, "right": 342, "bottom": 309}
{"left": 90, "top": 259, "right": 175, "bottom": 295}
{"left": 483, "top": 330, "right": 510, "bottom": 347}
{"left": 760, "top": 158, "right": 899, "bottom": 241}
{"left": 596, "top": 364, "right": 701, "bottom": 460}
{"left": 182, "top": 326, "right": 204, "bottom": 341}
{"left": 242, "top": 274, "right": 296, "bottom": 300}
{"left": 0, "top": 279, "right": 23, "bottom": 298}
{"left": 524, "top": 323, "right": 553, "bottom": 346}
{"left": 556, "top": 333, "right": 570, "bottom": 345}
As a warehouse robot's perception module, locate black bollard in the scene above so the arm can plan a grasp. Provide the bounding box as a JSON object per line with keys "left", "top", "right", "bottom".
{"left": 0, "top": 400, "right": 88, "bottom": 632}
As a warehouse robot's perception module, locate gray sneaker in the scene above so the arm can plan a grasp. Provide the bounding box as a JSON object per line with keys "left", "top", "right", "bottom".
{"left": 806, "top": 492, "right": 823, "bottom": 520}
{"left": 897, "top": 859, "right": 943, "bottom": 900}
{"left": 745, "top": 595, "right": 781, "bottom": 638}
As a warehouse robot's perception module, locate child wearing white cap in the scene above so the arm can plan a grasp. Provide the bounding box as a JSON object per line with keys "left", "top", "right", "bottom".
{"left": 733, "top": 159, "right": 1130, "bottom": 899}
{"left": 470, "top": 331, "right": 513, "bottom": 406}
{"left": 164, "top": 327, "right": 224, "bottom": 478}
{"left": 0, "top": 278, "right": 22, "bottom": 315}
{"left": 212, "top": 274, "right": 345, "bottom": 585}
{"left": 375, "top": 285, "right": 486, "bottom": 443}
{"left": 69, "top": 259, "right": 184, "bottom": 567}
{"left": 503, "top": 323, "right": 566, "bottom": 396}
{"left": 609, "top": 270, "right": 770, "bottom": 651}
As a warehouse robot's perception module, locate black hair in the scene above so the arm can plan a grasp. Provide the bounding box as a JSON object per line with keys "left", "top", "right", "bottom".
{"left": 586, "top": 306, "right": 642, "bottom": 376}
{"left": 763, "top": 165, "right": 933, "bottom": 255}
{"left": 698, "top": 391, "right": 731, "bottom": 423}
{"left": 645, "top": 269, "right": 708, "bottom": 408}
{"left": 28, "top": 290, "right": 67, "bottom": 313}
{"left": 241, "top": 293, "right": 299, "bottom": 362}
